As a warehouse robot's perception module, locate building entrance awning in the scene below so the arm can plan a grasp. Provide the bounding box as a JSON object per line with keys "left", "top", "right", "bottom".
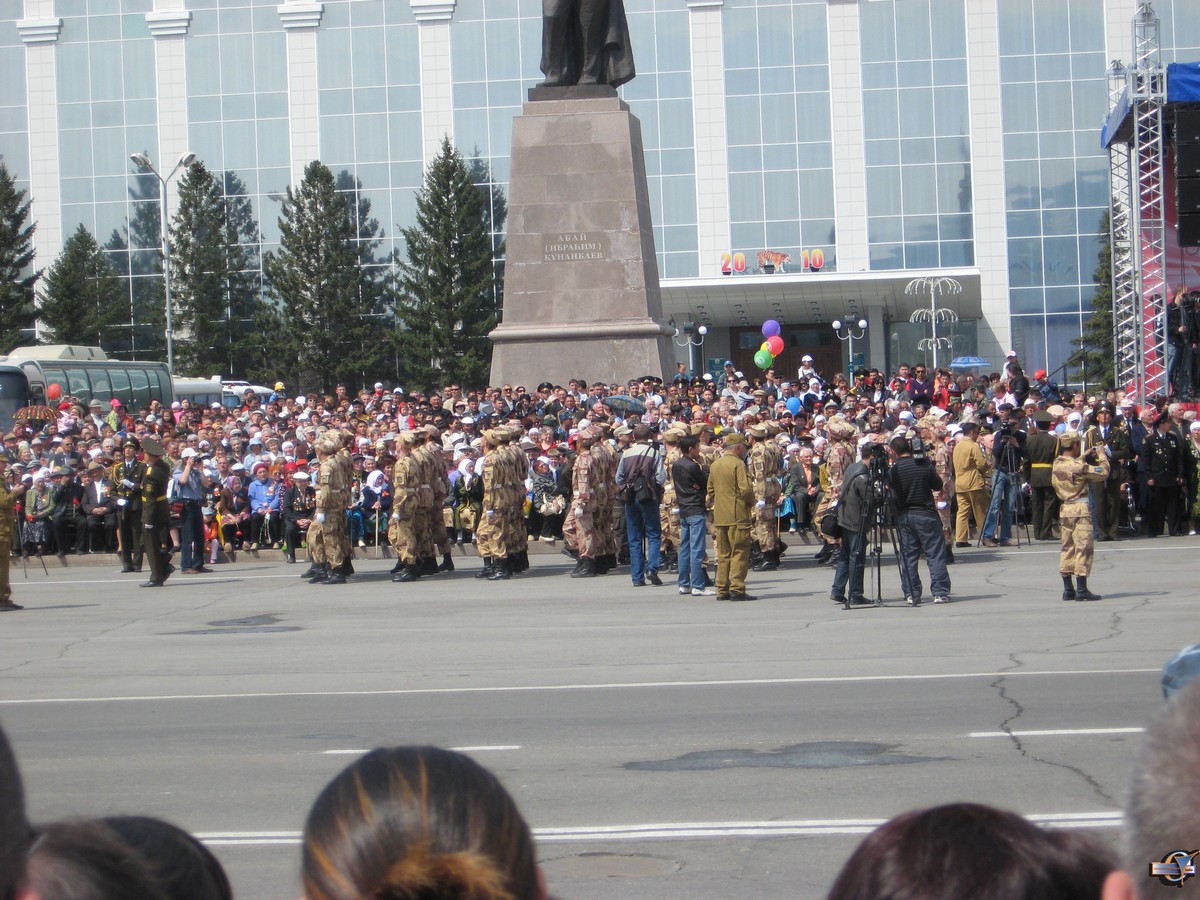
{"left": 660, "top": 266, "right": 982, "bottom": 329}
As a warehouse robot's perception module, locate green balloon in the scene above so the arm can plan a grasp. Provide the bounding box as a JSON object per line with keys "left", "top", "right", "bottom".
{"left": 754, "top": 349, "right": 773, "bottom": 369}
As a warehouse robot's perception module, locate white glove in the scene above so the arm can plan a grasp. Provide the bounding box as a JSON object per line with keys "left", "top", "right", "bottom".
{"left": 671, "top": 507, "right": 681, "bottom": 515}
{"left": 391, "top": 512, "right": 401, "bottom": 520}
{"left": 121, "top": 479, "right": 136, "bottom": 489}
{"left": 486, "top": 509, "right": 496, "bottom": 517}
{"left": 143, "top": 523, "right": 153, "bottom": 530}
{"left": 936, "top": 501, "right": 948, "bottom": 509}
{"left": 756, "top": 500, "right": 766, "bottom": 509}
{"left": 117, "top": 498, "right": 127, "bottom": 507}
{"left": 316, "top": 512, "right": 326, "bottom": 524}
{"left": 574, "top": 507, "right": 584, "bottom": 518}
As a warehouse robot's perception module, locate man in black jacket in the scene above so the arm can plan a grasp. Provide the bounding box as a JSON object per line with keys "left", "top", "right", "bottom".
{"left": 831, "top": 444, "right": 874, "bottom": 608}
{"left": 1140, "top": 413, "right": 1185, "bottom": 537}
{"left": 889, "top": 435, "right": 951, "bottom": 606}
{"left": 672, "top": 436, "right": 711, "bottom": 596}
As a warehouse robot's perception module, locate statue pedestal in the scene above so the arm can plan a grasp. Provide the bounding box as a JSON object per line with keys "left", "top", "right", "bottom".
{"left": 489, "top": 93, "right": 674, "bottom": 387}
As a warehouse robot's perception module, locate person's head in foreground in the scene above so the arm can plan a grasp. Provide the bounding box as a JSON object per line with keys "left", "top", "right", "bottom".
{"left": 302, "top": 746, "right": 546, "bottom": 900}
{"left": 827, "top": 801, "right": 1115, "bottom": 900}
{"left": 1, "top": 723, "right": 29, "bottom": 900}
{"left": 1103, "top": 676, "right": 1200, "bottom": 899}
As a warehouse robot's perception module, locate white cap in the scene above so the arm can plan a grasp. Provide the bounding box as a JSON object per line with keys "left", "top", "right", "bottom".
{"left": 1006, "top": 350, "right": 1017, "bottom": 358}
{"left": 802, "top": 355, "right": 814, "bottom": 362}
{"left": 180, "top": 448, "right": 198, "bottom": 459}
{"left": 898, "top": 410, "right": 915, "bottom": 421}
{"left": 374, "top": 382, "right": 383, "bottom": 389}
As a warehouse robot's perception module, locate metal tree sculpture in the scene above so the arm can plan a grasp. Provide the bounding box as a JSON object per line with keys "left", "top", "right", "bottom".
{"left": 905, "top": 276, "right": 962, "bottom": 369}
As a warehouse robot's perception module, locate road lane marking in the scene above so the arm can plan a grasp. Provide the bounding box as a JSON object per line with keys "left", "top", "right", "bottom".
{"left": 321, "top": 750, "right": 370, "bottom": 755}
{"left": 322, "top": 745, "right": 520, "bottom": 756}
{"left": 195, "top": 811, "right": 1123, "bottom": 847}
{"left": 969, "top": 727, "right": 1145, "bottom": 738}
{"left": 0, "top": 667, "right": 1159, "bottom": 706}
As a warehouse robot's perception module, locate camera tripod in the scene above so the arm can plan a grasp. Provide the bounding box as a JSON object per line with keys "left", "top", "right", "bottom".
{"left": 976, "top": 439, "right": 1032, "bottom": 548}
{"left": 845, "top": 466, "right": 905, "bottom": 610}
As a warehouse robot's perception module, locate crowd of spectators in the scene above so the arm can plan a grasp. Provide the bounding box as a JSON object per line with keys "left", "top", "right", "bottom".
{"left": 3, "top": 348, "right": 1199, "bottom": 567}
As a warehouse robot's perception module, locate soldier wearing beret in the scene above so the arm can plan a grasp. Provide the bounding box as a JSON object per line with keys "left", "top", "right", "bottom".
{"left": 1051, "top": 431, "right": 1109, "bottom": 601}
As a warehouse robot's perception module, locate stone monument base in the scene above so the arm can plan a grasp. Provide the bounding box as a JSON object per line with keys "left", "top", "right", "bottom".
{"left": 489, "top": 91, "right": 674, "bottom": 388}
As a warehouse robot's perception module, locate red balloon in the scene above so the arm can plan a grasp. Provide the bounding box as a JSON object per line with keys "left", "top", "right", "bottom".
{"left": 47, "top": 383, "right": 61, "bottom": 401}
{"left": 766, "top": 335, "right": 784, "bottom": 356}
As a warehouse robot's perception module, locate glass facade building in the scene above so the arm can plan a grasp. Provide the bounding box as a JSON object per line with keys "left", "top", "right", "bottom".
{"left": 3, "top": 0, "right": 1199, "bottom": 379}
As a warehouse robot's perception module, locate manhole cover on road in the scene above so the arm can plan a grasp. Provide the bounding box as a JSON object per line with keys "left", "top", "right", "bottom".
{"left": 173, "top": 613, "right": 302, "bottom": 635}
{"left": 624, "top": 741, "right": 936, "bottom": 772}
{"left": 540, "top": 852, "right": 682, "bottom": 878}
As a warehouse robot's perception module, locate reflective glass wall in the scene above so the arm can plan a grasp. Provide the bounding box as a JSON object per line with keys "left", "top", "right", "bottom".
{"left": 0, "top": 0, "right": 28, "bottom": 191}
{"left": 860, "top": 0, "right": 973, "bottom": 272}
{"left": 998, "top": 0, "right": 1107, "bottom": 378}
{"left": 56, "top": 0, "right": 159, "bottom": 354}
{"left": 624, "top": 0, "right": 697, "bottom": 278}
{"left": 318, "top": 0, "right": 422, "bottom": 266}
{"left": 723, "top": 0, "right": 834, "bottom": 272}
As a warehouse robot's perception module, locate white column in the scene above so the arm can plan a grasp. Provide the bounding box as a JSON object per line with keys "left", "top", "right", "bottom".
{"left": 18, "top": 7, "right": 64, "bottom": 274}
{"left": 412, "top": 0, "right": 456, "bottom": 165}
{"left": 965, "top": 1, "right": 1010, "bottom": 362}
{"left": 826, "top": 0, "right": 868, "bottom": 273}
{"left": 687, "top": 0, "right": 730, "bottom": 278}
{"left": 146, "top": 5, "right": 192, "bottom": 220}
{"left": 278, "top": 1, "right": 324, "bottom": 185}
{"left": 1106, "top": 0, "right": 1140, "bottom": 61}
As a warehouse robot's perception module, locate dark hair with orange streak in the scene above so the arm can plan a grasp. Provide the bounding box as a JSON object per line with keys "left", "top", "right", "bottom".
{"left": 302, "top": 746, "right": 540, "bottom": 900}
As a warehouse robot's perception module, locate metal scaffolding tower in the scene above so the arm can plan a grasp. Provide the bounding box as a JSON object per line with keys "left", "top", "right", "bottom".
{"left": 1131, "top": 3, "right": 1168, "bottom": 401}
{"left": 1108, "top": 59, "right": 1139, "bottom": 396}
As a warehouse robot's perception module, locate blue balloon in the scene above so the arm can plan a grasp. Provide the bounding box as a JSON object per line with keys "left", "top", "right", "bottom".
{"left": 785, "top": 397, "right": 802, "bottom": 415}
{"left": 762, "top": 319, "right": 781, "bottom": 338}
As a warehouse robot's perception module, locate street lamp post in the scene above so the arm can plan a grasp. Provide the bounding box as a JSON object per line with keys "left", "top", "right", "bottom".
{"left": 832, "top": 318, "right": 868, "bottom": 370}
{"left": 672, "top": 323, "right": 708, "bottom": 375}
{"left": 130, "top": 150, "right": 196, "bottom": 373}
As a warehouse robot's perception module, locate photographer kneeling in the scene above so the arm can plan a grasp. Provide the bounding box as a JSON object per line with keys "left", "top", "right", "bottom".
{"left": 889, "top": 434, "right": 952, "bottom": 606}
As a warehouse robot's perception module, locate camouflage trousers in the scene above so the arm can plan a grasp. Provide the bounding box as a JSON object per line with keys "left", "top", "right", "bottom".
{"left": 813, "top": 495, "right": 835, "bottom": 543}
{"left": 660, "top": 504, "right": 680, "bottom": 551}
{"left": 563, "top": 506, "right": 596, "bottom": 558}
{"left": 390, "top": 517, "right": 418, "bottom": 565}
{"left": 594, "top": 500, "right": 616, "bottom": 556}
{"left": 309, "top": 514, "right": 348, "bottom": 567}
{"left": 475, "top": 509, "right": 504, "bottom": 559}
{"left": 1059, "top": 514, "right": 1094, "bottom": 577}
{"left": 752, "top": 503, "right": 779, "bottom": 551}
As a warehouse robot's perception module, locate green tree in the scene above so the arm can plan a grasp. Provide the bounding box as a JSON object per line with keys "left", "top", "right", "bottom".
{"left": 263, "top": 160, "right": 381, "bottom": 393}
{"left": 1070, "top": 211, "right": 1116, "bottom": 388}
{"left": 396, "top": 138, "right": 499, "bottom": 390}
{"left": 168, "top": 161, "right": 257, "bottom": 376}
{"left": 38, "top": 224, "right": 125, "bottom": 349}
{"left": 0, "top": 162, "right": 38, "bottom": 350}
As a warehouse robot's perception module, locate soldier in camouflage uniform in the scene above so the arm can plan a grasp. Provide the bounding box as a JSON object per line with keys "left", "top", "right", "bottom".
{"left": 425, "top": 425, "right": 456, "bottom": 572}
{"left": 813, "top": 415, "right": 857, "bottom": 563}
{"left": 390, "top": 431, "right": 422, "bottom": 583}
{"left": 498, "top": 428, "right": 528, "bottom": 575}
{"left": 408, "top": 430, "right": 435, "bottom": 574}
{"left": 922, "top": 418, "right": 955, "bottom": 563}
{"left": 564, "top": 428, "right": 600, "bottom": 577}
{"left": 590, "top": 423, "right": 619, "bottom": 574}
{"left": 658, "top": 428, "right": 684, "bottom": 573}
{"left": 1051, "top": 431, "right": 1109, "bottom": 601}
{"left": 476, "top": 430, "right": 510, "bottom": 581}
{"left": 747, "top": 424, "right": 781, "bottom": 571}
{"left": 312, "top": 431, "right": 351, "bottom": 584}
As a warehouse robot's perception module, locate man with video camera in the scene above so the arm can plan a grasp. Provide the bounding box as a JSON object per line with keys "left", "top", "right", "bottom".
{"left": 888, "top": 433, "right": 952, "bottom": 606}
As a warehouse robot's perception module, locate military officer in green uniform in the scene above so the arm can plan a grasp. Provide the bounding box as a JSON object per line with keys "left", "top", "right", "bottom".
{"left": 1084, "top": 402, "right": 1131, "bottom": 541}
{"left": 0, "top": 457, "right": 28, "bottom": 610}
{"left": 705, "top": 432, "right": 756, "bottom": 601}
{"left": 139, "top": 437, "right": 173, "bottom": 587}
{"left": 1024, "top": 411, "right": 1059, "bottom": 541}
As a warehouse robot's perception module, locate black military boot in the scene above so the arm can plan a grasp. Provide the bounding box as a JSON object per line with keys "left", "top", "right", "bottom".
{"left": 1074, "top": 576, "right": 1101, "bottom": 601}
{"left": 1061, "top": 574, "right": 1077, "bottom": 601}
{"left": 338, "top": 557, "right": 354, "bottom": 576}
{"left": 475, "top": 555, "right": 494, "bottom": 579}
{"left": 749, "top": 541, "right": 763, "bottom": 567}
{"left": 323, "top": 569, "right": 347, "bottom": 584}
{"left": 418, "top": 556, "right": 438, "bottom": 576}
{"left": 390, "top": 557, "right": 405, "bottom": 574}
{"left": 489, "top": 557, "right": 511, "bottom": 580}
{"left": 569, "top": 556, "right": 585, "bottom": 576}
{"left": 438, "top": 553, "right": 455, "bottom": 573}
{"left": 307, "top": 563, "right": 330, "bottom": 584}
{"left": 562, "top": 546, "right": 579, "bottom": 561}
{"left": 571, "top": 556, "right": 597, "bottom": 578}
{"left": 777, "top": 539, "right": 788, "bottom": 555}
{"left": 300, "top": 561, "right": 322, "bottom": 579}
{"left": 754, "top": 548, "right": 779, "bottom": 572}
{"left": 393, "top": 564, "right": 420, "bottom": 583}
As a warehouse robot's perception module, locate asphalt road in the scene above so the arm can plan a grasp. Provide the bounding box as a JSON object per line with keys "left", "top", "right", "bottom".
{"left": 0, "top": 535, "right": 1190, "bottom": 899}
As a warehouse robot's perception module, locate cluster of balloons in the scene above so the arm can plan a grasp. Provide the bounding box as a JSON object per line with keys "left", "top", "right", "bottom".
{"left": 753, "top": 320, "right": 784, "bottom": 370}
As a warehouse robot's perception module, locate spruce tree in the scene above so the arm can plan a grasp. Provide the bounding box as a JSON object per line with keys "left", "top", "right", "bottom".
{"left": 38, "top": 224, "right": 125, "bottom": 349}
{"left": 169, "top": 161, "right": 255, "bottom": 376}
{"left": 0, "top": 162, "right": 38, "bottom": 350}
{"left": 263, "top": 161, "right": 380, "bottom": 392}
{"left": 1070, "top": 211, "right": 1116, "bottom": 388}
{"left": 396, "top": 138, "right": 499, "bottom": 390}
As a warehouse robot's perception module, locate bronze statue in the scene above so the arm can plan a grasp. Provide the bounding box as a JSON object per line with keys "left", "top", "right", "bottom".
{"left": 539, "top": 0, "right": 635, "bottom": 89}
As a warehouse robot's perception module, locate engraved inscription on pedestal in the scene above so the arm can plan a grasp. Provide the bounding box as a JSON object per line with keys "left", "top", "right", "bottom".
{"left": 543, "top": 233, "right": 608, "bottom": 263}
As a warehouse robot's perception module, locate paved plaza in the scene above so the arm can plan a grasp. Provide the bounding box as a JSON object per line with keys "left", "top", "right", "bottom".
{"left": 0, "top": 537, "right": 1191, "bottom": 899}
